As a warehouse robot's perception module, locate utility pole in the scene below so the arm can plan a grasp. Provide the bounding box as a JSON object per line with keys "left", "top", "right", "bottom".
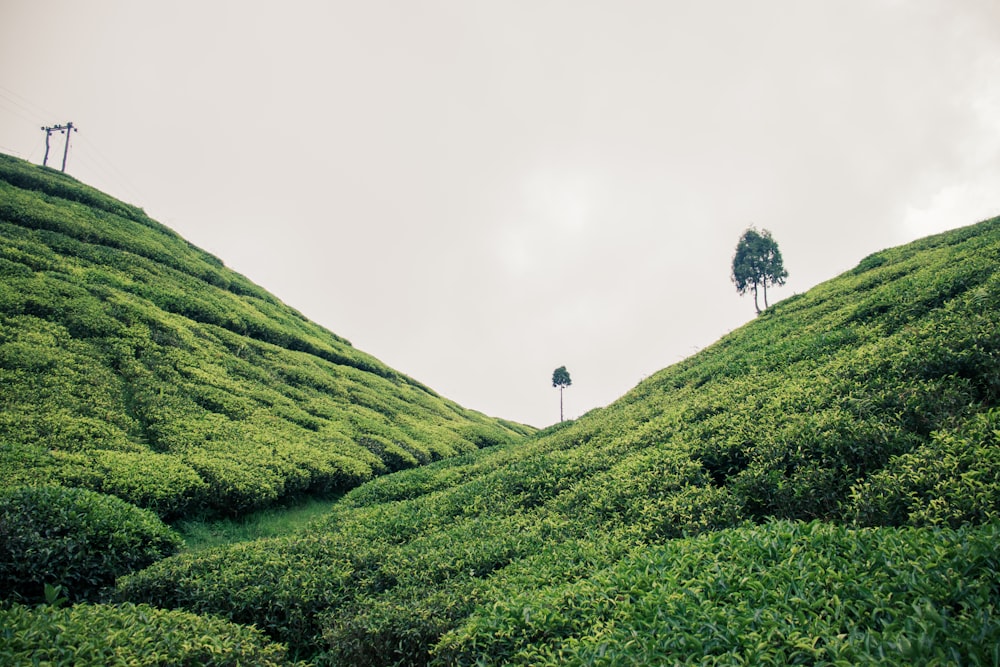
{"left": 40, "top": 122, "right": 76, "bottom": 172}
{"left": 42, "top": 126, "right": 53, "bottom": 167}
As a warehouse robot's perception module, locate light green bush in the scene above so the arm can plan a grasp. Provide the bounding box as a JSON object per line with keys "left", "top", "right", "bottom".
{"left": 848, "top": 408, "right": 1000, "bottom": 527}
{"left": 0, "top": 602, "right": 297, "bottom": 666}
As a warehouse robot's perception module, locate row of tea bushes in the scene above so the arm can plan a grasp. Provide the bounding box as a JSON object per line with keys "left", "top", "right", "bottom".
{"left": 0, "top": 602, "right": 298, "bottom": 666}
{"left": 433, "top": 520, "right": 1000, "bottom": 666}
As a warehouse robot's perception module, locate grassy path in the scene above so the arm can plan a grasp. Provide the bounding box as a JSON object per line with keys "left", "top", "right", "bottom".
{"left": 173, "top": 495, "right": 343, "bottom": 552}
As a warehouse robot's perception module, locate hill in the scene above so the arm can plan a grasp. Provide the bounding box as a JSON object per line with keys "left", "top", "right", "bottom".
{"left": 2, "top": 153, "right": 998, "bottom": 664}
{"left": 0, "top": 154, "right": 531, "bottom": 523}
{"left": 110, "top": 215, "right": 1000, "bottom": 664}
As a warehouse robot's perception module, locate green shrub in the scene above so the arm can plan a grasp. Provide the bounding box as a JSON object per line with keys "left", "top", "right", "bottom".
{"left": 117, "top": 534, "right": 357, "bottom": 655}
{"left": 848, "top": 409, "right": 1000, "bottom": 527}
{"left": 457, "top": 422, "right": 517, "bottom": 448}
{"left": 0, "top": 602, "right": 297, "bottom": 666}
{"left": 358, "top": 435, "right": 421, "bottom": 472}
{"left": 84, "top": 450, "right": 209, "bottom": 520}
{"left": 434, "top": 521, "right": 1000, "bottom": 666}
{"left": 0, "top": 486, "right": 182, "bottom": 603}
{"left": 318, "top": 580, "right": 479, "bottom": 667}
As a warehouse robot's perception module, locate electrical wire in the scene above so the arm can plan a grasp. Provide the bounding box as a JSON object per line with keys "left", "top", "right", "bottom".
{"left": 0, "top": 84, "right": 150, "bottom": 207}
{"left": 0, "top": 84, "right": 58, "bottom": 121}
{"left": 75, "top": 132, "right": 147, "bottom": 206}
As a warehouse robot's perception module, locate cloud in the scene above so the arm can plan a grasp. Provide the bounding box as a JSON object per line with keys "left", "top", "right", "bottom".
{"left": 2, "top": 1, "right": 1000, "bottom": 427}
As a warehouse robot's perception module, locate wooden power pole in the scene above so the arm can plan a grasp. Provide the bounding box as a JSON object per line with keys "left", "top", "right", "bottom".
{"left": 40, "top": 122, "right": 77, "bottom": 172}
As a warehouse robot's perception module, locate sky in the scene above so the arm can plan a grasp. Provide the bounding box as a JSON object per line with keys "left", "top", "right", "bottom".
{"left": 2, "top": 1, "right": 999, "bottom": 427}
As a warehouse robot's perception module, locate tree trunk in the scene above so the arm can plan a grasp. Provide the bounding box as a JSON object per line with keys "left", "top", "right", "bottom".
{"left": 559, "top": 386, "right": 564, "bottom": 422}
{"left": 752, "top": 282, "right": 761, "bottom": 314}
{"left": 763, "top": 280, "right": 769, "bottom": 310}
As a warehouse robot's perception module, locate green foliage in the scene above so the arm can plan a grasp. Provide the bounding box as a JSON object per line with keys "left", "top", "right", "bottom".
{"left": 435, "top": 521, "right": 1000, "bottom": 666}
{"left": 848, "top": 408, "right": 1000, "bottom": 527}
{"left": 5, "top": 152, "right": 1000, "bottom": 664}
{"left": 0, "top": 153, "right": 531, "bottom": 525}
{"left": 0, "top": 486, "right": 182, "bottom": 603}
{"left": 551, "top": 365, "right": 571, "bottom": 388}
{"left": 732, "top": 226, "right": 788, "bottom": 313}
{"left": 116, "top": 216, "right": 1000, "bottom": 664}
{"left": 0, "top": 602, "right": 298, "bottom": 666}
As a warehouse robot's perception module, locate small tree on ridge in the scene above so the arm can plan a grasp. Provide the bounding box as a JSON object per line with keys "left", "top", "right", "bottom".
{"left": 552, "top": 366, "right": 572, "bottom": 422}
{"left": 732, "top": 226, "right": 788, "bottom": 314}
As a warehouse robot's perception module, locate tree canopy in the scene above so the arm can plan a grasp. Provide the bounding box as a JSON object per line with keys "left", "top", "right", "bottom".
{"left": 551, "top": 366, "right": 572, "bottom": 390}
{"left": 732, "top": 227, "right": 788, "bottom": 314}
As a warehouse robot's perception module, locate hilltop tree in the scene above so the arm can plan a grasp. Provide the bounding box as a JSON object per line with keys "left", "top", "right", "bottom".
{"left": 732, "top": 226, "right": 788, "bottom": 314}
{"left": 552, "top": 366, "right": 572, "bottom": 422}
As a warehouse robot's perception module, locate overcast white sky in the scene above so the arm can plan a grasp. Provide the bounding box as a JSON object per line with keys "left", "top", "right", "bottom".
{"left": 2, "top": 1, "right": 999, "bottom": 427}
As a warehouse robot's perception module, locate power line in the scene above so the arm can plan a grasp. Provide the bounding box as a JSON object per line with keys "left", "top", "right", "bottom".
{"left": 0, "top": 84, "right": 58, "bottom": 120}
{"left": 0, "top": 94, "right": 41, "bottom": 126}
{"left": 74, "top": 135, "right": 146, "bottom": 206}
{"left": 0, "top": 144, "right": 28, "bottom": 159}
{"left": 2, "top": 84, "right": 147, "bottom": 205}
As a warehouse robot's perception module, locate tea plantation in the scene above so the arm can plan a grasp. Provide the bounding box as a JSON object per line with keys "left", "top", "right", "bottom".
{"left": 2, "top": 152, "right": 999, "bottom": 665}
{"left": 0, "top": 154, "right": 528, "bottom": 601}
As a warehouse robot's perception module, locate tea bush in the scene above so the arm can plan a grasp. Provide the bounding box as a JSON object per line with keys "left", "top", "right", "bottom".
{"left": 0, "top": 154, "right": 531, "bottom": 523}
{"left": 848, "top": 408, "right": 1000, "bottom": 527}
{"left": 117, "top": 217, "right": 1000, "bottom": 664}
{"left": 0, "top": 602, "right": 298, "bottom": 666}
{"left": 434, "top": 521, "right": 1000, "bottom": 666}
{"left": 0, "top": 486, "right": 182, "bottom": 603}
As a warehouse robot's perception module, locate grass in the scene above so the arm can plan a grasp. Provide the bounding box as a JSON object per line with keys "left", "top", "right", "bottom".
{"left": 175, "top": 494, "right": 345, "bottom": 552}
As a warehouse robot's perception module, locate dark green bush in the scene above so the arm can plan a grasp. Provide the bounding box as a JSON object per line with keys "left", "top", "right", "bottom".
{"left": 0, "top": 602, "right": 297, "bottom": 666}
{"left": 0, "top": 486, "right": 182, "bottom": 603}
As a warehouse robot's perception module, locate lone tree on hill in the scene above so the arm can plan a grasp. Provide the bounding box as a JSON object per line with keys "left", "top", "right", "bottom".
{"left": 732, "top": 226, "right": 788, "bottom": 314}
{"left": 552, "top": 366, "right": 572, "bottom": 422}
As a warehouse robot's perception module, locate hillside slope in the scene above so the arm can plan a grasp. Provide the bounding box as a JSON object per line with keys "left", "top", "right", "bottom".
{"left": 0, "top": 153, "right": 531, "bottom": 521}
{"left": 119, "top": 216, "right": 1000, "bottom": 664}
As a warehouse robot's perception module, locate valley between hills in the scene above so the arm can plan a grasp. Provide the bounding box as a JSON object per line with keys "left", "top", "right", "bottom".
{"left": 1, "top": 153, "right": 998, "bottom": 665}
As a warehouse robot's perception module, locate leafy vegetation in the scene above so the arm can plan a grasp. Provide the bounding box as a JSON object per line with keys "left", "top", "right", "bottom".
{"left": 0, "top": 485, "right": 182, "bottom": 604}
{"left": 2, "top": 152, "right": 998, "bottom": 664}
{"left": 117, "top": 214, "right": 1000, "bottom": 664}
{"left": 731, "top": 226, "right": 787, "bottom": 313}
{"left": 0, "top": 602, "right": 300, "bottom": 666}
{"left": 436, "top": 520, "right": 1000, "bottom": 665}
{"left": 0, "top": 153, "right": 531, "bottom": 523}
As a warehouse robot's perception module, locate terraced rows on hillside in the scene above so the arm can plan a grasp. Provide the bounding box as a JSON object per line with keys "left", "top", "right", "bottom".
{"left": 0, "top": 154, "right": 531, "bottom": 521}
{"left": 118, "top": 216, "right": 1000, "bottom": 664}
{"left": 1, "top": 151, "right": 997, "bottom": 665}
